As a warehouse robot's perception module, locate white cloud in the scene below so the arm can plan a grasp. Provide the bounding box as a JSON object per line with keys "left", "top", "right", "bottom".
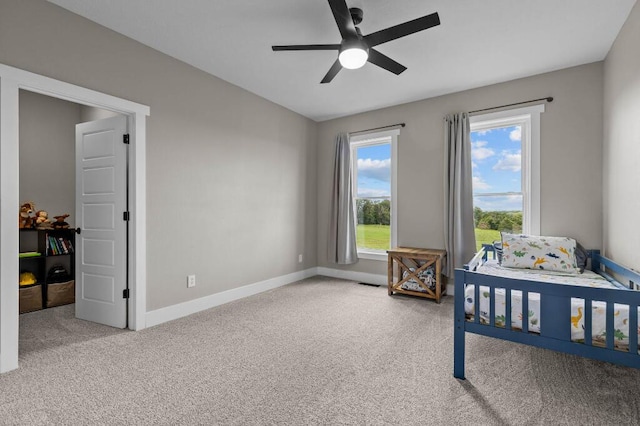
{"left": 472, "top": 141, "right": 495, "bottom": 161}
{"left": 509, "top": 127, "right": 521, "bottom": 142}
{"left": 474, "top": 194, "right": 523, "bottom": 212}
{"left": 357, "top": 188, "right": 390, "bottom": 198}
{"left": 357, "top": 158, "right": 390, "bottom": 182}
{"left": 493, "top": 151, "right": 521, "bottom": 172}
{"left": 472, "top": 176, "right": 491, "bottom": 190}
{"left": 475, "top": 129, "right": 489, "bottom": 135}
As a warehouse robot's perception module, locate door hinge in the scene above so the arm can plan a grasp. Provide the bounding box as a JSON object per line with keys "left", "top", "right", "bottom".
{"left": 123, "top": 134, "right": 130, "bottom": 144}
{"left": 123, "top": 211, "right": 130, "bottom": 221}
{"left": 123, "top": 289, "right": 130, "bottom": 299}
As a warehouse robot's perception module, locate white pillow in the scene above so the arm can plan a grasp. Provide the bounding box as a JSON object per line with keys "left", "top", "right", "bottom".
{"left": 500, "top": 233, "right": 579, "bottom": 273}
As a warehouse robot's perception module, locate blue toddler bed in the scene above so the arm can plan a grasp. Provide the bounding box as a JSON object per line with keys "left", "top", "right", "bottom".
{"left": 454, "top": 244, "right": 640, "bottom": 379}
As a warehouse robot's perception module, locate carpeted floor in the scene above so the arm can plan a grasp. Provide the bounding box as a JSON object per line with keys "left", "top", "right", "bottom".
{"left": 2, "top": 276, "right": 640, "bottom": 425}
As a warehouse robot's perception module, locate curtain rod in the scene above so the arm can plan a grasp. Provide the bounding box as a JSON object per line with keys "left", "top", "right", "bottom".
{"left": 469, "top": 97, "right": 553, "bottom": 115}
{"left": 349, "top": 122, "right": 405, "bottom": 136}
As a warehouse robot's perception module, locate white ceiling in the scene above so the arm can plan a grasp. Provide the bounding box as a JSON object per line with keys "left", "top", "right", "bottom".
{"left": 48, "top": 0, "right": 636, "bottom": 122}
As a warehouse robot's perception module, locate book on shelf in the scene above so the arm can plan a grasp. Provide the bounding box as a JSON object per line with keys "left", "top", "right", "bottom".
{"left": 47, "top": 235, "right": 74, "bottom": 255}
{"left": 63, "top": 237, "right": 74, "bottom": 253}
{"left": 48, "top": 236, "right": 57, "bottom": 255}
{"left": 58, "top": 237, "right": 68, "bottom": 254}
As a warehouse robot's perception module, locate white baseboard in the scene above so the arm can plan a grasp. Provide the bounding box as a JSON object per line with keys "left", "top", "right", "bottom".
{"left": 317, "top": 267, "right": 456, "bottom": 296}
{"left": 316, "top": 267, "right": 387, "bottom": 286}
{"left": 145, "top": 268, "right": 317, "bottom": 327}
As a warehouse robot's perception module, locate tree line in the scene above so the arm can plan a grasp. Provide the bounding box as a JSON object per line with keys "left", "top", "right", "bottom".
{"left": 355, "top": 202, "right": 521, "bottom": 231}
{"left": 474, "top": 207, "right": 522, "bottom": 232}
{"left": 356, "top": 199, "right": 390, "bottom": 225}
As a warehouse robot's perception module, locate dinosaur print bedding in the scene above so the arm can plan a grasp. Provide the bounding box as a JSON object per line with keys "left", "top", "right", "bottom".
{"left": 500, "top": 233, "right": 579, "bottom": 273}
{"left": 464, "top": 260, "right": 640, "bottom": 348}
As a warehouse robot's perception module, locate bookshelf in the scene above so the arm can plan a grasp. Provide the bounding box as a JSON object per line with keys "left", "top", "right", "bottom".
{"left": 19, "top": 228, "right": 76, "bottom": 313}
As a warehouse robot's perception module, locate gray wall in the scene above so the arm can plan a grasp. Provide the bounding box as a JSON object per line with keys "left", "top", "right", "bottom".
{"left": 317, "top": 63, "right": 604, "bottom": 277}
{"left": 1, "top": 0, "right": 318, "bottom": 311}
{"left": 19, "top": 90, "right": 79, "bottom": 226}
{"left": 603, "top": 1, "right": 640, "bottom": 271}
{"left": 79, "top": 105, "right": 120, "bottom": 123}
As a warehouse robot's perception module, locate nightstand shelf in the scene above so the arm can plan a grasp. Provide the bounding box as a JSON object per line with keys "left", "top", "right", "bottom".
{"left": 387, "top": 247, "right": 447, "bottom": 303}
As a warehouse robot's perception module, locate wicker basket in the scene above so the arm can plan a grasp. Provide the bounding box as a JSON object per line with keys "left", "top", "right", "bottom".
{"left": 19, "top": 284, "right": 43, "bottom": 313}
{"left": 46, "top": 280, "right": 75, "bottom": 308}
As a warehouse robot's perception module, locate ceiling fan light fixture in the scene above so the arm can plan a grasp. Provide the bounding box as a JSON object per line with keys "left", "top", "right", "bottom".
{"left": 338, "top": 39, "right": 369, "bottom": 69}
{"left": 271, "top": 0, "right": 441, "bottom": 83}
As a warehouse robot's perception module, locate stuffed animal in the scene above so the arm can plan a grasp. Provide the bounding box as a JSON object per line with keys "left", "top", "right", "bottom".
{"left": 19, "top": 271, "right": 37, "bottom": 286}
{"left": 35, "top": 210, "right": 52, "bottom": 229}
{"left": 52, "top": 214, "right": 70, "bottom": 229}
{"left": 19, "top": 202, "right": 36, "bottom": 229}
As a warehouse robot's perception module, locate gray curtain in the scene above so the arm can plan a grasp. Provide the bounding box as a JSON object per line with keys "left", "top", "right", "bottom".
{"left": 444, "top": 113, "right": 477, "bottom": 277}
{"left": 328, "top": 133, "right": 358, "bottom": 264}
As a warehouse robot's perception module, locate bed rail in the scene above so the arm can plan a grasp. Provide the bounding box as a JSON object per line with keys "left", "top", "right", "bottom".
{"left": 454, "top": 248, "right": 640, "bottom": 379}
{"left": 592, "top": 252, "right": 640, "bottom": 290}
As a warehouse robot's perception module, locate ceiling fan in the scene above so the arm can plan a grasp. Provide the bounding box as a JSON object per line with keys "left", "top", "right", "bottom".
{"left": 272, "top": 0, "right": 440, "bottom": 84}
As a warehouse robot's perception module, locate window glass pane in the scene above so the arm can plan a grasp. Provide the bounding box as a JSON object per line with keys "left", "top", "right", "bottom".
{"left": 471, "top": 125, "right": 524, "bottom": 251}
{"left": 355, "top": 220, "right": 390, "bottom": 251}
{"left": 355, "top": 144, "right": 391, "bottom": 198}
{"left": 355, "top": 143, "right": 391, "bottom": 251}
{"left": 473, "top": 194, "right": 523, "bottom": 213}
{"left": 471, "top": 125, "right": 522, "bottom": 194}
{"left": 473, "top": 195, "right": 523, "bottom": 250}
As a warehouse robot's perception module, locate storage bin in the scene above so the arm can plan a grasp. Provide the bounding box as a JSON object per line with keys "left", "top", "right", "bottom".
{"left": 19, "top": 284, "right": 43, "bottom": 313}
{"left": 46, "top": 280, "right": 75, "bottom": 308}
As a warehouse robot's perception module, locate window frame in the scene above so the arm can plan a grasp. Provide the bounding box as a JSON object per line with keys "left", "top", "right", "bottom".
{"left": 469, "top": 104, "right": 544, "bottom": 235}
{"left": 350, "top": 128, "right": 399, "bottom": 261}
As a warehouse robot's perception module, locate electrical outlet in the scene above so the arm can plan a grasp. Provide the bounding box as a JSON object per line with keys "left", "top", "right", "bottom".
{"left": 298, "top": 254, "right": 303, "bottom": 263}
{"left": 187, "top": 275, "right": 196, "bottom": 288}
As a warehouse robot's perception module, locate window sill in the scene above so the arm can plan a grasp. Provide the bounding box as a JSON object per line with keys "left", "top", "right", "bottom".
{"left": 357, "top": 251, "right": 387, "bottom": 262}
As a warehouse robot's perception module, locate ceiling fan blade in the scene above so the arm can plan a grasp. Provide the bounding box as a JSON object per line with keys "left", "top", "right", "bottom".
{"left": 328, "top": 0, "right": 357, "bottom": 39}
{"left": 272, "top": 44, "right": 340, "bottom": 51}
{"left": 364, "top": 12, "right": 440, "bottom": 47}
{"left": 367, "top": 49, "right": 407, "bottom": 75}
{"left": 321, "top": 59, "right": 343, "bottom": 84}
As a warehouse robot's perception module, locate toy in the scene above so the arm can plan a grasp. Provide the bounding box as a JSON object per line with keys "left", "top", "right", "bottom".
{"left": 35, "top": 210, "right": 53, "bottom": 229}
{"left": 19, "top": 202, "right": 36, "bottom": 229}
{"left": 52, "top": 214, "right": 70, "bottom": 229}
{"left": 19, "top": 271, "right": 37, "bottom": 286}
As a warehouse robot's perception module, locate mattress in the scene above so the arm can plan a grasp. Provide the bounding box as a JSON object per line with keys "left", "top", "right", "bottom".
{"left": 465, "top": 260, "right": 639, "bottom": 348}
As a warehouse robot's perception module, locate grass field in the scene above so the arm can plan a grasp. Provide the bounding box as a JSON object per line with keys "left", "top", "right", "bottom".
{"left": 357, "top": 224, "right": 390, "bottom": 251}
{"left": 356, "top": 224, "right": 500, "bottom": 252}
{"left": 475, "top": 228, "right": 500, "bottom": 251}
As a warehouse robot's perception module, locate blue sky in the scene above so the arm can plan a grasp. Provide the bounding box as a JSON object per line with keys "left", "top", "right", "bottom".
{"left": 356, "top": 144, "right": 391, "bottom": 198}
{"left": 471, "top": 125, "right": 523, "bottom": 211}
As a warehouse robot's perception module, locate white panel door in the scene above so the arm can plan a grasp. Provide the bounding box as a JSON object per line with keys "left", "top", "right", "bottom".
{"left": 75, "top": 116, "right": 128, "bottom": 328}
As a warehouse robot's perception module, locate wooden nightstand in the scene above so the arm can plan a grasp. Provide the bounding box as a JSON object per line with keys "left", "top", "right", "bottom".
{"left": 387, "top": 247, "right": 447, "bottom": 303}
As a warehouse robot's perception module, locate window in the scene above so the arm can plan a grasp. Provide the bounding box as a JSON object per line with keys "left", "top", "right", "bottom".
{"left": 470, "top": 105, "right": 543, "bottom": 250}
{"left": 350, "top": 129, "right": 398, "bottom": 260}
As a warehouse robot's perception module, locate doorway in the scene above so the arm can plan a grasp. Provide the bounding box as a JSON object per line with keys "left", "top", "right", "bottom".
{"left": 0, "top": 63, "right": 149, "bottom": 373}
{"left": 20, "top": 92, "right": 129, "bottom": 328}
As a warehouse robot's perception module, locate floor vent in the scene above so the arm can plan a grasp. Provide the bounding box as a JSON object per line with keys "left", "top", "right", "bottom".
{"left": 358, "top": 282, "right": 381, "bottom": 288}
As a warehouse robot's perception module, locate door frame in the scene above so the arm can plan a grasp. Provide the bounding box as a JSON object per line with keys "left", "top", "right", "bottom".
{"left": 0, "top": 63, "right": 150, "bottom": 373}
